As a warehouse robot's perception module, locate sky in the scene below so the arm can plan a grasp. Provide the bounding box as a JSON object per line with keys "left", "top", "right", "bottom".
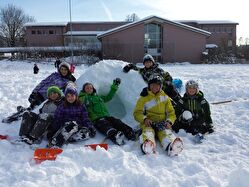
{"left": 0, "top": 0, "right": 248, "bottom": 40}
{"left": 1, "top": 59, "right": 249, "bottom": 186}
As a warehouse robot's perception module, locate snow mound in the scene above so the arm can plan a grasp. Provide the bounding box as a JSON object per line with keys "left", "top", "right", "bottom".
{"left": 76, "top": 60, "right": 146, "bottom": 125}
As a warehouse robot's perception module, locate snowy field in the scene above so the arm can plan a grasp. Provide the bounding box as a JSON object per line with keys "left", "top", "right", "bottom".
{"left": 0, "top": 59, "right": 249, "bottom": 187}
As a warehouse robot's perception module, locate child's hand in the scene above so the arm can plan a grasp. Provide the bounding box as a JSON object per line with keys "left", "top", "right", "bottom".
{"left": 113, "top": 78, "right": 121, "bottom": 86}
{"left": 89, "top": 126, "right": 96, "bottom": 137}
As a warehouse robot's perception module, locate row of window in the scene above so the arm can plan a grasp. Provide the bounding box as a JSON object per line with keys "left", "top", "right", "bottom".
{"left": 31, "top": 30, "right": 57, "bottom": 35}
{"left": 202, "top": 27, "right": 234, "bottom": 33}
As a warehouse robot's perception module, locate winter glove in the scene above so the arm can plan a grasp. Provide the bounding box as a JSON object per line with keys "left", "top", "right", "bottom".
{"left": 153, "top": 121, "right": 172, "bottom": 131}
{"left": 89, "top": 126, "right": 96, "bottom": 138}
{"left": 39, "top": 113, "right": 49, "bottom": 120}
{"left": 113, "top": 78, "right": 121, "bottom": 86}
{"left": 123, "top": 63, "right": 135, "bottom": 73}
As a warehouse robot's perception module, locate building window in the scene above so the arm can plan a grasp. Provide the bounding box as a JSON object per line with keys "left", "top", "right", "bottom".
{"left": 49, "top": 30, "right": 54, "bottom": 34}
{"left": 228, "top": 40, "right": 233, "bottom": 47}
{"left": 31, "top": 30, "right": 36, "bottom": 34}
{"left": 144, "top": 23, "right": 162, "bottom": 52}
{"left": 37, "top": 30, "right": 42, "bottom": 34}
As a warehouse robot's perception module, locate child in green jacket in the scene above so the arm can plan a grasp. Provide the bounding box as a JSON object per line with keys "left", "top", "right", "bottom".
{"left": 172, "top": 80, "right": 214, "bottom": 136}
{"left": 79, "top": 78, "right": 140, "bottom": 145}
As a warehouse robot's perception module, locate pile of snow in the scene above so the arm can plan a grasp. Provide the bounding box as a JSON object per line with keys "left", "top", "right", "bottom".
{"left": 1, "top": 59, "right": 249, "bottom": 187}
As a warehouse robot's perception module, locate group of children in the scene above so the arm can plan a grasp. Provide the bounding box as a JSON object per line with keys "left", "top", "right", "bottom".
{"left": 18, "top": 55, "right": 214, "bottom": 157}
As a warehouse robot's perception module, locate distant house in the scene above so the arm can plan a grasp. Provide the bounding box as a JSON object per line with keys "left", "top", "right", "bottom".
{"left": 23, "top": 15, "right": 238, "bottom": 63}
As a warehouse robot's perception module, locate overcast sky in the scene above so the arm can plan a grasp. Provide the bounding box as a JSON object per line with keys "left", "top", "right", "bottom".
{"left": 1, "top": 0, "right": 248, "bottom": 40}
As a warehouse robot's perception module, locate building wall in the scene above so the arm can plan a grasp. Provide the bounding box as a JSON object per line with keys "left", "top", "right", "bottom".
{"left": 101, "top": 23, "right": 145, "bottom": 63}
{"left": 200, "top": 24, "right": 237, "bottom": 53}
{"left": 101, "top": 22, "right": 207, "bottom": 64}
{"left": 25, "top": 26, "right": 66, "bottom": 47}
{"left": 162, "top": 23, "right": 207, "bottom": 63}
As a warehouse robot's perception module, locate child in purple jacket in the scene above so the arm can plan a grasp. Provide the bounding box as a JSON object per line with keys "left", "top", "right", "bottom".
{"left": 28, "top": 62, "right": 76, "bottom": 109}
{"left": 48, "top": 85, "right": 96, "bottom": 147}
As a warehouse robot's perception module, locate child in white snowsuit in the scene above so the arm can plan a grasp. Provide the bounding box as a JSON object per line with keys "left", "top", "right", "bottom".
{"left": 172, "top": 80, "right": 214, "bottom": 136}
{"left": 19, "top": 86, "right": 63, "bottom": 145}
{"left": 133, "top": 76, "right": 183, "bottom": 156}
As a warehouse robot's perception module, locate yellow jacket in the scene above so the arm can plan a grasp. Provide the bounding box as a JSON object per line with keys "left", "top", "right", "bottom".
{"left": 133, "top": 90, "right": 176, "bottom": 125}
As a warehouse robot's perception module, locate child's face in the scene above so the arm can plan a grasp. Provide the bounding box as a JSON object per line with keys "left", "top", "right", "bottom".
{"left": 48, "top": 92, "right": 60, "bottom": 101}
{"left": 66, "top": 93, "right": 77, "bottom": 103}
{"left": 144, "top": 61, "right": 153, "bottom": 68}
{"left": 187, "top": 87, "right": 197, "bottom": 96}
{"left": 60, "top": 66, "right": 69, "bottom": 76}
{"left": 149, "top": 83, "right": 161, "bottom": 94}
{"left": 84, "top": 84, "right": 94, "bottom": 94}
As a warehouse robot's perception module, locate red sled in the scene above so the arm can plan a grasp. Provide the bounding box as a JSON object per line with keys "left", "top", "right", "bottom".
{"left": 84, "top": 143, "right": 108, "bottom": 150}
{"left": 0, "top": 135, "right": 9, "bottom": 140}
{"left": 33, "top": 148, "right": 63, "bottom": 163}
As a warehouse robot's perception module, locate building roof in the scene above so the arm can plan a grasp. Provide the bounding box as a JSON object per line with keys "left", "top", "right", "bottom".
{"left": 64, "top": 31, "right": 105, "bottom": 36}
{"left": 177, "top": 20, "right": 239, "bottom": 25}
{"left": 97, "top": 15, "right": 211, "bottom": 39}
{"left": 24, "top": 22, "right": 68, "bottom": 27}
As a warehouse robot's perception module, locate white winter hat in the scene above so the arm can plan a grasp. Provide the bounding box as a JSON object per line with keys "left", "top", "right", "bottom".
{"left": 59, "top": 62, "right": 70, "bottom": 70}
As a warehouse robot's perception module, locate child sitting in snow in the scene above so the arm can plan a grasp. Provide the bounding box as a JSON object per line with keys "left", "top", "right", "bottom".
{"left": 79, "top": 78, "right": 141, "bottom": 146}
{"left": 133, "top": 76, "right": 183, "bottom": 156}
{"left": 19, "top": 86, "right": 63, "bottom": 145}
{"left": 172, "top": 80, "right": 214, "bottom": 136}
{"left": 123, "top": 54, "right": 181, "bottom": 103}
{"left": 48, "top": 84, "right": 96, "bottom": 147}
{"left": 28, "top": 62, "right": 76, "bottom": 109}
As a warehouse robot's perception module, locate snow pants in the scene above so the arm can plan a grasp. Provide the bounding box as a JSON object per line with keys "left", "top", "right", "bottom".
{"left": 19, "top": 111, "right": 52, "bottom": 140}
{"left": 172, "top": 118, "right": 214, "bottom": 135}
{"left": 94, "top": 116, "right": 136, "bottom": 141}
{"left": 140, "top": 123, "right": 176, "bottom": 150}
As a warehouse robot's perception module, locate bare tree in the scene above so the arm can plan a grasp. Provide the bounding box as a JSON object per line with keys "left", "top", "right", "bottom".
{"left": 0, "top": 4, "right": 35, "bottom": 47}
{"left": 125, "top": 13, "right": 140, "bottom": 22}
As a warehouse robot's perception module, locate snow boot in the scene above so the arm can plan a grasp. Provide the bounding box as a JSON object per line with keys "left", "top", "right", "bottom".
{"left": 126, "top": 128, "right": 142, "bottom": 141}
{"left": 194, "top": 133, "right": 205, "bottom": 143}
{"left": 51, "top": 121, "right": 78, "bottom": 147}
{"left": 141, "top": 139, "right": 155, "bottom": 154}
{"left": 68, "top": 127, "right": 90, "bottom": 142}
{"left": 113, "top": 131, "right": 125, "bottom": 146}
{"left": 166, "top": 137, "right": 183, "bottom": 156}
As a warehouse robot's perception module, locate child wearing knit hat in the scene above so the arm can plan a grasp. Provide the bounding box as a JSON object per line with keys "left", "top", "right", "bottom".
{"left": 48, "top": 83, "right": 96, "bottom": 147}
{"left": 19, "top": 86, "right": 64, "bottom": 145}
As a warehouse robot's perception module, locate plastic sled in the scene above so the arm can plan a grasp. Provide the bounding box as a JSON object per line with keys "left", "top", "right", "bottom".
{"left": 33, "top": 148, "right": 63, "bottom": 163}
{"left": 0, "top": 135, "right": 9, "bottom": 140}
{"left": 84, "top": 143, "right": 108, "bottom": 150}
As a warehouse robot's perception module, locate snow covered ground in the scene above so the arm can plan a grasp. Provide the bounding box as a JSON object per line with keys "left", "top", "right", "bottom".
{"left": 0, "top": 59, "right": 249, "bottom": 187}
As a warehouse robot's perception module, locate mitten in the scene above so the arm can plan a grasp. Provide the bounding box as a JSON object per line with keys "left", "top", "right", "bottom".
{"left": 123, "top": 63, "right": 134, "bottom": 73}
{"left": 89, "top": 126, "right": 96, "bottom": 138}
{"left": 113, "top": 78, "right": 121, "bottom": 86}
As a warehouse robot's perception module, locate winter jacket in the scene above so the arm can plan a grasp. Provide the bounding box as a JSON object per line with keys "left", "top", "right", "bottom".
{"left": 138, "top": 63, "right": 173, "bottom": 83}
{"left": 33, "top": 65, "right": 39, "bottom": 74}
{"left": 52, "top": 102, "right": 93, "bottom": 132}
{"left": 39, "top": 97, "right": 64, "bottom": 117}
{"left": 133, "top": 89, "right": 176, "bottom": 125}
{"left": 32, "top": 71, "right": 75, "bottom": 100}
{"left": 78, "top": 84, "right": 118, "bottom": 121}
{"left": 175, "top": 91, "right": 213, "bottom": 125}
